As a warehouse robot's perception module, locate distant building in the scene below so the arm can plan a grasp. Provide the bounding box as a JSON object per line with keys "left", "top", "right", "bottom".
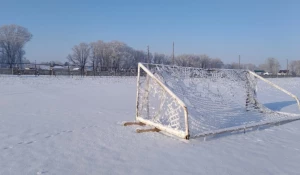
{"left": 254, "top": 70, "right": 265, "bottom": 75}
{"left": 51, "top": 65, "right": 67, "bottom": 70}
{"left": 72, "top": 67, "right": 80, "bottom": 71}
{"left": 24, "top": 64, "right": 36, "bottom": 70}
{"left": 278, "top": 70, "right": 289, "bottom": 76}
{"left": 39, "top": 65, "right": 51, "bottom": 70}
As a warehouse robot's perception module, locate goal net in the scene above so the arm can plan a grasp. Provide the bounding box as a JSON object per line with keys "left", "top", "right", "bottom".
{"left": 136, "top": 63, "right": 300, "bottom": 139}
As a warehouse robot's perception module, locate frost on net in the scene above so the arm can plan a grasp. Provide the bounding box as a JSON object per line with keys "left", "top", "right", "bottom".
{"left": 136, "top": 63, "right": 300, "bottom": 138}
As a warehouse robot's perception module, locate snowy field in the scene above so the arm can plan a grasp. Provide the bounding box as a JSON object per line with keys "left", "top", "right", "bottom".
{"left": 1, "top": 75, "right": 300, "bottom": 175}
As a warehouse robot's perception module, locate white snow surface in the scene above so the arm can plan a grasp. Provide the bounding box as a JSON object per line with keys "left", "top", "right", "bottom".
{"left": 1, "top": 75, "right": 300, "bottom": 175}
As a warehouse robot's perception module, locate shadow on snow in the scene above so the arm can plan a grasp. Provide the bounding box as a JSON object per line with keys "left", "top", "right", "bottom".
{"left": 264, "top": 101, "right": 297, "bottom": 111}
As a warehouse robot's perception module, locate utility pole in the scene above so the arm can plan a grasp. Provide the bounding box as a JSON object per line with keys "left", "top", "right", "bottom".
{"left": 172, "top": 42, "right": 175, "bottom": 65}
{"left": 35, "top": 60, "right": 37, "bottom": 76}
{"left": 287, "top": 59, "right": 289, "bottom": 75}
{"left": 238, "top": 55, "right": 241, "bottom": 69}
{"left": 147, "top": 45, "right": 150, "bottom": 66}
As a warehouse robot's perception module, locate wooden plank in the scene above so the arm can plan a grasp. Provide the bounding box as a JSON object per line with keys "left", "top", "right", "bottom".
{"left": 136, "top": 117, "right": 188, "bottom": 139}
{"left": 136, "top": 127, "right": 160, "bottom": 133}
{"left": 123, "top": 121, "right": 146, "bottom": 126}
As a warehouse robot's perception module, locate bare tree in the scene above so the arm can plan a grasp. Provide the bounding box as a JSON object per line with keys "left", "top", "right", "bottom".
{"left": 230, "top": 62, "right": 240, "bottom": 69}
{"left": 175, "top": 54, "right": 194, "bottom": 67}
{"left": 0, "top": 24, "right": 32, "bottom": 68}
{"left": 258, "top": 63, "right": 267, "bottom": 71}
{"left": 67, "top": 43, "right": 90, "bottom": 76}
{"left": 90, "top": 40, "right": 106, "bottom": 74}
{"left": 101, "top": 42, "right": 112, "bottom": 69}
{"left": 16, "top": 48, "right": 25, "bottom": 68}
{"left": 50, "top": 61, "right": 63, "bottom": 66}
{"left": 210, "top": 58, "right": 224, "bottom": 68}
{"left": 153, "top": 53, "right": 169, "bottom": 64}
{"left": 132, "top": 50, "right": 146, "bottom": 66}
{"left": 174, "top": 54, "right": 214, "bottom": 68}
{"left": 0, "top": 48, "right": 4, "bottom": 63}
{"left": 290, "top": 60, "right": 300, "bottom": 76}
{"left": 22, "top": 57, "right": 30, "bottom": 64}
{"left": 243, "top": 63, "right": 257, "bottom": 71}
{"left": 199, "top": 54, "right": 211, "bottom": 68}
{"left": 107, "top": 41, "right": 135, "bottom": 69}
{"left": 265, "top": 57, "right": 280, "bottom": 75}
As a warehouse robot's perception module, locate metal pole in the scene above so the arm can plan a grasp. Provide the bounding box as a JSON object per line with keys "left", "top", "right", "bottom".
{"left": 239, "top": 55, "right": 240, "bottom": 69}
{"left": 35, "top": 60, "right": 37, "bottom": 76}
{"left": 173, "top": 42, "right": 175, "bottom": 65}
{"left": 287, "top": 59, "right": 289, "bottom": 76}
{"left": 147, "top": 45, "right": 150, "bottom": 67}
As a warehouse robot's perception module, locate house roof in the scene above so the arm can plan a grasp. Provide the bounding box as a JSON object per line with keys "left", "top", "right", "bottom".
{"left": 254, "top": 70, "right": 265, "bottom": 73}
{"left": 52, "top": 65, "right": 66, "bottom": 69}
{"left": 39, "top": 65, "right": 50, "bottom": 70}
{"left": 278, "top": 70, "right": 289, "bottom": 73}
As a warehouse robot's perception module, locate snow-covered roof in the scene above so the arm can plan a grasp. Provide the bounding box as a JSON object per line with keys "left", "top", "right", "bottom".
{"left": 39, "top": 65, "right": 50, "bottom": 70}
{"left": 52, "top": 66, "right": 66, "bottom": 70}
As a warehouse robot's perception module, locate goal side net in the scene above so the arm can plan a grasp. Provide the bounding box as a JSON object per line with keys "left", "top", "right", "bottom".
{"left": 136, "top": 63, "right": 300, "bottom": 139}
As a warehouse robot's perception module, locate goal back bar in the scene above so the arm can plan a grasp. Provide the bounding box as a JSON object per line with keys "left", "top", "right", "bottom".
{"left": 249, "top": 71, "right": 300, "bottom": 109}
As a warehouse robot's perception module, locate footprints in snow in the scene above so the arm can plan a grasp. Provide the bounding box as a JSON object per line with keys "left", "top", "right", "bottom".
{"left": 82, "top": 125, "right": 97, "bottom": 130}
{"left": 3, "top": 146, "right": 12, "bottom": 150}
{"left": 2, "top": 125, "right": 99, "bottom": 151}
{"left": 36, "top": 170, "right": 48, "bottom": 174}
{"left": 44, "top": 130, "right": 73, "bottom": 139}
{"left": 26, "top": 141, "right": 34, "bottom": 144}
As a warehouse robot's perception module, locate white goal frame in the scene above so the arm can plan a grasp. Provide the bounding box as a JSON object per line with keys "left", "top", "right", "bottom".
{"left": 248, "top": 71, "right": 300, "bottom": 109}
{"left": 135, "top": 63, "right": 300, "bottom": 139}
{"left": 136, "top": 63, "right": 189, "bottom": 139}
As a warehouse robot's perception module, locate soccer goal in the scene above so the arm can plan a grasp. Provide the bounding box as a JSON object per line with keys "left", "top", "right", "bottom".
{"left": 130, "top": 63, "right": 300, "bottom": 139}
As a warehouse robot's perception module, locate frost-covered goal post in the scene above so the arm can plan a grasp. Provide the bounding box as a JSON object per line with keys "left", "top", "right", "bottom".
{"left": 134, "top": 63, "right": 300, "bottom": 140}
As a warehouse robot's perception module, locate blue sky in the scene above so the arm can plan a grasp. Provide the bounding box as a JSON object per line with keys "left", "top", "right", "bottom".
{"left": 1, "top": 0, "right": 299, "bottom": 66}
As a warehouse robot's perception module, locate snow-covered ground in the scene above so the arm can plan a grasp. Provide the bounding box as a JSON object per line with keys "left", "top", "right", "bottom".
{"left": 1, "top": 75, "right": 300, "bottom": 175}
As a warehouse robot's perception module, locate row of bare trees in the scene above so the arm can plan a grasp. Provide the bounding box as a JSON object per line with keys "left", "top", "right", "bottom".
{"left": 0, "top": 24, "right": 32, "bottom": 68}
{"left": 1, "top": 24, "right": 299, "bottom": 76}
{"left": 174, "top": 54, "right": 224, "bottom": 68}
{"left": 67, "top": 41, "right": 228, "bottom": 75}
{"left": 67, "top": 41, "right": 290, "bottom": 75}
{"left": 67, "top": 41, "right": 147, "bottom": 75}
{"left": 68, "top": 40, "right": 300, "bottom": 76}
{"left": 233, "top": 58, "right": 300, "bottom": 76}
